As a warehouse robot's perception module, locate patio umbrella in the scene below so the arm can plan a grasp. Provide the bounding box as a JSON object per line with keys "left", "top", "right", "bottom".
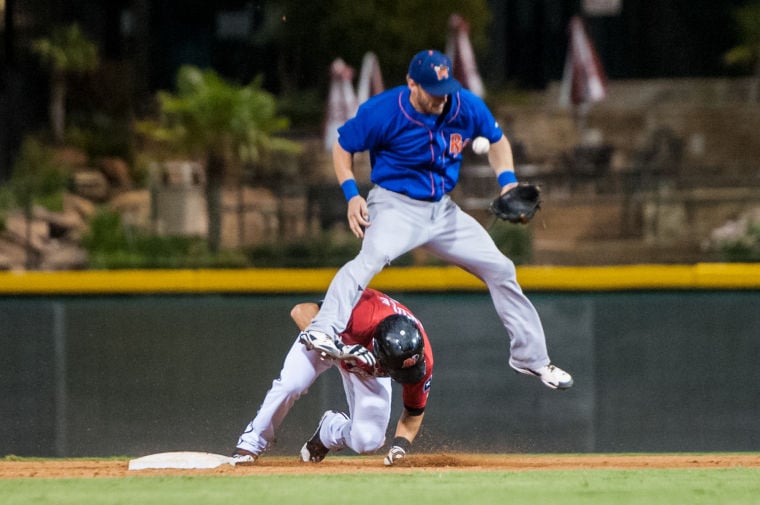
{"left": 446, "top": 13, "right": 485, "bottom": 97}
{"left": 323, "top": 53, "right": 384, "bottom": 151}
{"left": 323, "top": 58, "right": 357, "bottom": 151}
{"left": 559, "top": 15, "right": 608, "bottom": 130}
{"left": 356, "top": 52, "right": 384, "bottom": 105}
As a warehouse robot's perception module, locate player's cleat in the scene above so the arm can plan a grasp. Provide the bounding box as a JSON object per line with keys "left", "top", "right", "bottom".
{"left": 231, "top": 448, "right": 258, "bottom": 465}
{"left": 298, "top": 330, "right": 343, "bottom": 360}
{"left": 510, "top": 363, "right": 573, "bottom": 390}
{"left": 300, "top": 411, "right": 336, "bottom": 463}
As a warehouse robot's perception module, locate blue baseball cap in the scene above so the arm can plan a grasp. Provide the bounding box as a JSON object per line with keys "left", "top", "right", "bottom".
{"left": 407, "top": 49, "right": 461, "bottom": 96}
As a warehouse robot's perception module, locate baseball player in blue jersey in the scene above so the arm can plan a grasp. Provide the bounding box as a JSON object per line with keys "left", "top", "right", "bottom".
{"left": 300, "top": 49, "right": 572, "bottom": 390}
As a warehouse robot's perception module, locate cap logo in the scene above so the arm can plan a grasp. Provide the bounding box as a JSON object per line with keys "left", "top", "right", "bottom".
{"left": 402, "top": 354, "right": 420, "bottom": 369}
{"left": 434, "top": 64, "right": 449, "bottom": 81}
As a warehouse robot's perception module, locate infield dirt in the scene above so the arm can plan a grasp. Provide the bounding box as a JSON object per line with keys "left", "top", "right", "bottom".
{"left": 2, "top": 453, "right": 759, "bottom": 479}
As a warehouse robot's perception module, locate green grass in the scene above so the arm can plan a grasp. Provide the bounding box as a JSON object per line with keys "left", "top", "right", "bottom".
{"left": 3, "top": 468, "right": 760, "bottom": 505}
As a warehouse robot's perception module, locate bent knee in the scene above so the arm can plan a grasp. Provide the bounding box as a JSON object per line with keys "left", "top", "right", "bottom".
{"left": 349, "top": 427, "right": 385, "bottom": 454}
{"left": 480, "top": 256, "right": 516, "bottom": 284}
{"left": 352, "top": 250, "right": 390, "bottom": 274}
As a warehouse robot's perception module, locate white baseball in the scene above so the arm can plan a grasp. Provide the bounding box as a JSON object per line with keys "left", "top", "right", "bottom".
{"left": 472, "top": 136, "right": 490, "bottom": 155}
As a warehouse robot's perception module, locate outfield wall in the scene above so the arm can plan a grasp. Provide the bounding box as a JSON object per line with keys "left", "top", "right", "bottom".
{"left": 1, "top": 265, "right": 759, "bottom": 457}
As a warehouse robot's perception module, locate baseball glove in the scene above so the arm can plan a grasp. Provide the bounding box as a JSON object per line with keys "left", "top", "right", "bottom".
{"left": 489, "top": 183, "right": 541, "bottom": 224}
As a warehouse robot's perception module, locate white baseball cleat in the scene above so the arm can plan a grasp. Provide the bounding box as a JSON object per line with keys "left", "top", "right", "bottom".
{"left": 300, "top": 411, "right": 333, "bottom": 463}
{"left": 298, "top": 330, "right": 342, "bottom": 359}
{"left": 231, "top": 448, "right": 258, "bottom": 465}
{"left": 511, "top": 363, "right": 573, "bottom": 390}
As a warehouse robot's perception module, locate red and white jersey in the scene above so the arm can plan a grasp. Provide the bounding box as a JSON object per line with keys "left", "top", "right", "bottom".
{"left": 339, "top": 288, "right": 433, "bottom": 411}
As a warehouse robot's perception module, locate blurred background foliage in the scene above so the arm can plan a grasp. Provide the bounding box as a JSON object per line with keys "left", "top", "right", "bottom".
{"left": 269, "top": 0, "right": 491, "bottom": 92}
{"left": 82, "top": 209, "right": 250, "bottom": 269}
{"left": 1, "top": 136, "right": 69, "bottom": 214}
{"left": 137, "top": 64, "right": 301, "bottom": 253}
{"left": 0, "top": 1, "right": 495, "bottom": 269}
{"left": 4, "top": 1, "right": 760, "bottom": 268}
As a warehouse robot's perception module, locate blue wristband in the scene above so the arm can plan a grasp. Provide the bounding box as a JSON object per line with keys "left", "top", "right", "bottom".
{"left": 497, "top": 171, "right": 518, "bottom": 188}
{"left": 341, "top": 179, "right": 360, "bottom": 202}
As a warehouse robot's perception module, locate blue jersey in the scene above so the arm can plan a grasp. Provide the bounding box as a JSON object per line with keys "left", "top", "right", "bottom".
{"left": 337, "top": 85, "right": 503, "bottom": 201}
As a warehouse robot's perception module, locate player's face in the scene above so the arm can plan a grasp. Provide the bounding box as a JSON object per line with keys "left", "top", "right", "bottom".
{"left": 407, "top": 78, "right": 448, "bottom": 115}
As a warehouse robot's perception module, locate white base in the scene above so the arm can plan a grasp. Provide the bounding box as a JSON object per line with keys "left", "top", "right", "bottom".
{"left": 128, "top": 451, "right": 237, "bottom": 470}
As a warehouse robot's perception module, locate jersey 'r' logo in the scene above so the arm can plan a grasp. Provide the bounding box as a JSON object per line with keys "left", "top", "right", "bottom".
{"left": 449, "top": 133, "right": 463, "bottom": 155}
{"left": 434, "top": 64, "right": 449, "bottom": 81}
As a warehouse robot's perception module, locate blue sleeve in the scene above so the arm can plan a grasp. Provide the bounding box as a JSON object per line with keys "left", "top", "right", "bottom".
{"left": 337, "top": 100, "right": 385, "bottom": 154}
{"left": 459, "top": 89, "right": 504, "bottom": 144}
{"left": 463, "top": 90, "right": 503, "bottom": 143}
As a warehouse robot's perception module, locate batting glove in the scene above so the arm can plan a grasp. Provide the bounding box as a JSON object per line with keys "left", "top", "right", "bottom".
{"left": 298, "top": 330, "right": 342, "bottom": 360}
{"left": 339, "top": 344, "right": 377, "bottom": 368}
{"left": 383, "top": 445, "right": 406, "bottom": 466}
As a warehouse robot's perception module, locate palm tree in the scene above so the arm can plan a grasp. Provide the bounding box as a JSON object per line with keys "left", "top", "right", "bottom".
{"left": 140, "top": 65, "right": 300, "bottom": 253}
{"left": 32, "top": 23, "right": 100, "bottom": 144}
{"left": 725, "top": 1, "right": 760, "bottom": 102}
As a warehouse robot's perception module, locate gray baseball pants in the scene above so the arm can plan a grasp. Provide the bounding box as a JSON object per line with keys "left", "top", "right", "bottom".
{"left": 308, "top": 185, "right": 551, "bottom": 370}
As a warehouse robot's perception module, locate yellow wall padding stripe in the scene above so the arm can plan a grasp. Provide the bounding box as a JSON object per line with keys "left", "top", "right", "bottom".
{"left": 2, "top": 263, "right": 760, "bottom": 294}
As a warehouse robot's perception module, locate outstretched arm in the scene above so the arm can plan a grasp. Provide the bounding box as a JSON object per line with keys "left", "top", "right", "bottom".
{"left": 385, "top": 408, "right": 425, "bottom": 466}
{"left": 395, "top": 409, "right": 424, "bottom": 443}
